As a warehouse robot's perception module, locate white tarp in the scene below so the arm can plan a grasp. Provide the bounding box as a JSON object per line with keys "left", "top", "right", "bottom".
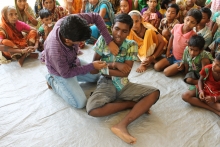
{"left": 0, "top": 46, "right": 219, "bottom": 147}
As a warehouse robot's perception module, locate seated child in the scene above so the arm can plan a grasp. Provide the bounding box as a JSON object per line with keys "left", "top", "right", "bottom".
{"left": 159, "top": 0, "right": 176, "bottom": 17}
{"left": 154, "top": 9, "right": 202, "bottom": 77}
{"left": 87, "top": 14, "right": 160, "bottom": 144}
{"left": 211, "top": 11, "right": 220, "bottom": 41}
{"left": 182, "top": 53, "right": 220, "bottom": 116}
{"left": 38, "top": 9, "right": 55, "bottom": 51}
{"left": 210, "top": 37, "right": 220, "bottom": 57}
{"left": 158, "top": 3, "right": 180, "bottom": 42}
{"left": 178, "top": 0, "right": 200, "bottom": 23}
{"left": 193, "top": 7, "right": 212, "bottom": 50}
{"left": 178, "top": 35, "right": 213, "bottom": 85}
{"left": 117, "top": 0, "right": 131, "bottom": 14}
{"left": 141, "top": 0, "right": 162, "bottom": 28}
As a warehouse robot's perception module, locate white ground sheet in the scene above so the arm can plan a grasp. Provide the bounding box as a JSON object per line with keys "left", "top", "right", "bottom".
{"left": 0, "top": 45, "right": 220, "bottom": 147}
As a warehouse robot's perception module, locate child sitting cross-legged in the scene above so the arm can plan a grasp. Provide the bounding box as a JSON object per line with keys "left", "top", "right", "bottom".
{"left": 177, "top": 35, "right": 213, "bottom": 85}
{"left": 38, "top": 9, "right": 55, "bottom": 51}
{"left": 182, "top": 53, "right": 220, "bottom": 116}
{"left": 158, "top": 3, "right": 180, "bottom": 42}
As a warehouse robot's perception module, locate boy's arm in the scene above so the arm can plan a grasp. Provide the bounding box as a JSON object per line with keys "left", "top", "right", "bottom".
{"left": 77, "top": 13, "right": 119, "bottom": 55}
{"left": 90, "top": 52, "right": 102, "bottom": 74}
{"left": 201, "top": 58, "right": 211, "bottom": 68}
{"left": 108, "top": 60, "right": 133, "bottom": 77}
{"left": 166, "top": 34, "right": 173, "bottom": 57}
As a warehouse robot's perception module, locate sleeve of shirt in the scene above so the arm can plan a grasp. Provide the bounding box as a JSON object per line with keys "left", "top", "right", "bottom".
{"left": 77, "top": 13, "right": 112, "bottom": 44}
{"left": 38, "top": 25, "right": 44, "bottom": 35}
{"left": 18, "top": 21, "right": 31, "bottom": 31}
{"left": 93, "top": 36, "right": 105, "bottom": 56}
{"left": 141, "top": 8, "right": 147, "bottom": 14}
{"left": 158, "top": 19, "right": 163, "bottom": 31}
{"left": 125, "top": 40, "right": 138, "bottom": 61}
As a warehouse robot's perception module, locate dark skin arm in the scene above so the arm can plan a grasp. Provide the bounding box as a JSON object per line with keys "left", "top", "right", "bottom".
{"left": 0, "top": 45, "right": 34, "bottom": 54}
{"left": 90, "top": 52, "right": 133, "bottom": 77}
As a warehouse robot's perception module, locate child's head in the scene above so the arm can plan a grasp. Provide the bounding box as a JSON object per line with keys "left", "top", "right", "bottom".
{"left": 16, "top": 0, "right": 27, "bottom": 10}
{"left": 42, "top": 0, "right": 55, "bottom": 11}
{"left": 199, "top": 7, "right": 212, "bottom": 25}
{"left": 112, "top": 13, "right": 133, "bottom": 46}
{"left": 184, "top": 9, "right": 202, "bottom": 31}
{"left": 1, "top": 6, "right": 18, "bottom": 24}
{"left": 185, "top": 0, "right": 196, "bottom": 7}
{"left": 39, "top": 9, "right": 52, "bottom": 25}
{"left": 212, "top": 53, "right": 220, "bottom": 73}
{"left": 187, "top": 35, "right": 205, "bottom": 58}
{"left": 146, "top": 0, "right": 158, "bottom": 10}
{"left": 160, "top": 0, "right": 175, "bottom": 9}
{"left": 128, "top": 10, "right": 142, "bottom": 34}
{"left": 60, "top": 15, "right": 91, "bottom": 46}
{"left": 120, "top": 0, "right": 130, "bottom": 14}
{"left": 165, "top": 4, "right": 179, "bottom": 20}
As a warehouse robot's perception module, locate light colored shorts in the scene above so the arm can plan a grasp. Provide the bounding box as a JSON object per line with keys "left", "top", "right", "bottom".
{"left": 86, "top": 76, "right": 159, "bottom": 113}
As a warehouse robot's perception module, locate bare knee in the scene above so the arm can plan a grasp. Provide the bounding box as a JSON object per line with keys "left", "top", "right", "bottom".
{"left": 163, "top": 68, "right": 172, "bottom": 77}
{"left": 88, "top": 108, "right": 101, "bottom": 117}
{"left": 154, "top": 63, "right": 163, "bottom": 71}
{"left": 182, "top": 92, "right": 191, "bottom": 102}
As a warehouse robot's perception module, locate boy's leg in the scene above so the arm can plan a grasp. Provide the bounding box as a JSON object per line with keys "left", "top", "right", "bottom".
{"left": 111, "top": 83, "right": 159, "bottom": 144}
{"left": 87, "top": 77, "right": 136, "bottom": 116}
{"left": 163, "top": 63, "right": 180, "bottom": 77}
{"left": 46, "top": 74, "right": 87, "bottom": 108}
{"left": 182, "top": 90, "right": 220, "bottom": 116}
{"left": 154, "top": 58, "right": 170, "bottom": 71}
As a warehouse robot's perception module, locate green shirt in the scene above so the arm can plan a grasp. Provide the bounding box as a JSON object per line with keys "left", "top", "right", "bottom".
{"left": 93, "top": 36, "right": 138, "bottom": 91}
{"left": 182, "top": 46, "right": 213, "bottom": 73}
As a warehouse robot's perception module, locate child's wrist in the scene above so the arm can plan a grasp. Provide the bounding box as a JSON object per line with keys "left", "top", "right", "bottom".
{"left": 199, "top": 90, "right": 203, "bottom": 94}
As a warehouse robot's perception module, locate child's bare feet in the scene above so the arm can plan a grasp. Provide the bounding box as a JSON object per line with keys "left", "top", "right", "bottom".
{"left": 111, "top": 124, "right": 137, "bottom": 144}
{"left": 136, "top": 64, "right": 147, "bottom": 73}
{"left": 18, "top": 54, "right": 26, "bottom": 67}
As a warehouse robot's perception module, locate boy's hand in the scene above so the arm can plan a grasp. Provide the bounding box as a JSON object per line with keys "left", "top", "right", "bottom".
{"left": 108, "top": 41, "right": 119, "bottom": 56}
{"left": 115, "top": 62, "right": 131, "bottom": 74}
{"left": 93, "top": 61, "right": 107, "bottom": 70}
{"left": 166, "top": 51, "right": 172, "bottom": 58}
{"left": 205, "top": 96, "right": 215, "bottom": 104}
{"left": 177, "top": 62, "right": 184, "bottom": 71}
{"left": 199, "top": 91, "right": 205, "bottom": 101}
{"left": 141, "top": 56, "right": 154, "bottom": 66}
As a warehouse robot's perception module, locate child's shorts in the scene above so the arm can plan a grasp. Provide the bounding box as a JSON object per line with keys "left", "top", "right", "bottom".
{"left": 166, "top": 55, "right": 181, "bottom": 65}
{"left": 184, "top": 71, "right": 200, "bottom": 83}
{"left": 86, "top": 76, "right": 159, "bottom": 114}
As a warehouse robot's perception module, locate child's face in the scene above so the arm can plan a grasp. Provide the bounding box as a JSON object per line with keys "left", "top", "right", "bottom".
{"left": 111, "top": 22, "right": 130, "bottom": 46}
{"left": 42, "top": 16, "right": 52, "bottom": 25}
{"left": 6, "top": 8, "right": 18, "bottom": 24}
{"left": 185, "top": 0, "right": 196, "bottom": 6}
{"left": 16, "top": 0, "right": 27, "bottom": 10}
{"left": 120, "top": 0, "right": 130, "bottom": 14}
{"left": 130, "top": 14, "right": 142, "bottom": 33}
{"left": 183, "top": 16, "right": 197, "bottom": 31}
{"left": 188, "top": 46, "right": 202, "bottom": 58}
{"left": 147, "top": 0, "right": 157, "bottom": 10}
{"left": 43, "top": 0, "right": 55, "bottom": 11}
{"left": 166, "top": 7, "right": 177, "bottom": 20}
{"left": 212, "top": 59, "right": 220, "bottom": 73}
{"left": 198, "top": 12, "right": 210, "bottom": 25}
{"left": 89, "top": 0, "right": 99, "bottom": 6}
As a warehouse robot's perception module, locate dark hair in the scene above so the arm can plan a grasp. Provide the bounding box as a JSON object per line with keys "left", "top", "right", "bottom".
{"left": 113, "top": 13, "right": 133, "bottom": 30}
{"left": 38, "top": 9, "right": 51, "bottom": 19}
{"left": 200, "top": 7, "right": 212, "bottom": 19}
{"left": 186, "top": 9, "right": 202, "bottom": 24}
{"left": 161, "top": 0, "right": 171, "bottom": 9}
{"left": 215, "top": 53, "right": 220, "bottom": 61}
{"left": 167, "top": 3, "right": 179, "bottom": 14}
{"left": 146, "top": 0, "right": 158, "bottom": 2}
{"left": 188, "top": 35, "right": 205, "bottom": 50}
{"left": 59, "top": 15, "right": 91, "bottom": 42}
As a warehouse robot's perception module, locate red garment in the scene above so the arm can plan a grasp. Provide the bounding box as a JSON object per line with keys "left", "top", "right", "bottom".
{"left": 199, "top": 64, "right": 220, "bottom": 96}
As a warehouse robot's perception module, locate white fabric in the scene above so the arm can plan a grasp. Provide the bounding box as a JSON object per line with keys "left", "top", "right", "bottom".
{"left": 0, "top": 46, "right": 219, "bottom": 147}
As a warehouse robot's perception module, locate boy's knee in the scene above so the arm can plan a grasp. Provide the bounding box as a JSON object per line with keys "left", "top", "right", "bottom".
{"left": 88, "top": 108, "right": 100, "bottom": 117}
{"left": 163, "top": 69, "right": 171, "bottom": 77}
{"left": 182, "top": 92, "right": 190, "bottom": 102}
{"left": 154, "top": 63, "right": 163, "bottom": 72}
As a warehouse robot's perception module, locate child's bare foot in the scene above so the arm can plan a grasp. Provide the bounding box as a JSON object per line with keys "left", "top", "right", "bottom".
{"left": 111, "top": 124, "right": 137, "bottom": 144}
{"left": 18, "top": 54, "right": 26, "bottom": 67}
{"left": 146, "top": 109, "right": 151, "bottom": 114}
{"left": 136, "top": 64, "right": 147, "bottom": 73}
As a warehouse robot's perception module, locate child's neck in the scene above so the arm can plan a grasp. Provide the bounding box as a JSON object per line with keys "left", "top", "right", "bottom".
{"left": 148, "top": 7, "right": 156, "bottom": 12}
{"left": 167, "top": 18, "right": 175, "bottom": 24}
{"left": 182, "top": 25, "right": 192, "bottom": 34}
{"left": 196, "top": 24, "right": 205, "bottom": 31}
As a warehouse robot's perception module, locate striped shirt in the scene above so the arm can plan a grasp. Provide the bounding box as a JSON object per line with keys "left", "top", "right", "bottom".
{"left": 43, "top": 13, "right": 112, "bottom": 78}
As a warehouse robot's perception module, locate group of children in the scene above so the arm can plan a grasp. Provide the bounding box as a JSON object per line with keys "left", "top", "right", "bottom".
{"left": 0, "top": 0, "right": 219, "bottom": 145}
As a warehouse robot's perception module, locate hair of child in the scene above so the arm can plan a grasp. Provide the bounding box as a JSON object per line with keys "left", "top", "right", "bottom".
{"left": 167, "top": 3, "right": 179, "bottom": 15}
{"left": 200, "top": 7, "right": 212, "bottom": 19}
{"left": 114, "top": 13, "right": 133, "bottom": 30}
{"left": 39, "top": 9, "right": 52, "bottom": 19}
{"left": 186, "top": 9, "right": 202, "bottom": 24}
{"left": 188, "top": 35, "right": 205, "bottom": 50}
{"left": 59, "top": 15, "right": 91, "bottom": 42}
